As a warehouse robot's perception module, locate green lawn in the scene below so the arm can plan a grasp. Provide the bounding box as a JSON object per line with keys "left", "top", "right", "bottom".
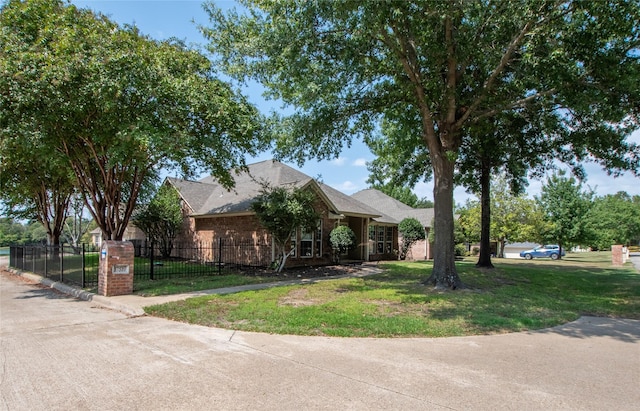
{"left": 133, "top": 273, "right": 278, "bottom": 296}
{"left": 145, "top": 252, "right": 640, "bottom": 337}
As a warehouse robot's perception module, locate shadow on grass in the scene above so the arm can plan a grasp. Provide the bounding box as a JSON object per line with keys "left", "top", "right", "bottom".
{"left": 362, "top": 259, "right": 640, "bottom": 341}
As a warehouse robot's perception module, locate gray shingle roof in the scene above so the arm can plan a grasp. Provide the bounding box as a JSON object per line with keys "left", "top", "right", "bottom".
{"left": 318, "top": 182, "right": 382, "bottom": 218}
{"left": 351, "top": 188, "right": 434, "bottom": 227}
{"left": 166, "top": 178, "right": 215, "bottom": 213}
{"left": 168, "top": 160, "right": 381, "bottom": 219}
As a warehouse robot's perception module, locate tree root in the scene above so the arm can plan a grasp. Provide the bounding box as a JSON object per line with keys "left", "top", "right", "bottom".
{"left": 421, "top": 273, "right": 466, "bottom": 290}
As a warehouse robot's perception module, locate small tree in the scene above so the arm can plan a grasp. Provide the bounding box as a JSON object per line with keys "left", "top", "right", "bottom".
{"left": 251, "top": 183, "right": 320, "bottom": 273}
{"left": 133, "top": 184, "right": 183, "bottom": 258}
{"left": 537, "top": 171, "right": 593, "bottom": 257}
{"left": 329, "top": 225, "right": 357, "bottom": 263}
{"left": 398, "top": 218, "right": 425, "bottom": 260}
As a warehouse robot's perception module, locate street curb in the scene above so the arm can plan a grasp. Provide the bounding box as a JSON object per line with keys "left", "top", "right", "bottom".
{"left": 4, "top": 267, "right": 145, "bottom": 317}
{"left": 90, "top": 294, "right": 146, "bottom": 317}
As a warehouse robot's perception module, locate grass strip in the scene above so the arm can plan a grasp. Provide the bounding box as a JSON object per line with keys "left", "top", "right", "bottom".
{"left": 145, "top": 252, "right": 640, "bottom": 337}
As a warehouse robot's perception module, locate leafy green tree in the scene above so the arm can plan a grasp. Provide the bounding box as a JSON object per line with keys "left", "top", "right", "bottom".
{"left": 457, "top": 200, "right": 482, "bottom": 247}
{"left": 203, "top": 0, "right": 640, "bottom": 289}
{"left": 0, "top": 0, "right": 267, "bottom": 242}
{"left": 537, "top": 171, "right": 593, "bottom": 256}
{"left": 329, "top": 225, "right": 357, "bottom": 263}
{"left": 489, "top": 177, "right": 541, "bottom": 258}
{"left": 398, "top": 218, "right": 426, "bottom": 260}
{"left": 250, "top": 183, "right": 321, "bottom": 272}
{"left": 458, "top": 179, "right": 551, "bottom": 257}
{"left": 0, "top": 218, "right": 26, "bottom": 246}
{"left": 132, "top": 184, "right": 184, "bottom": 258}
{"left": 24, "top": 221, "right": 48, "bottom": 244}
{"left": 455, "top": 112, "right": 556, "bottom": 267}
{"left": 0, "top": 133, "right": 75, "bottom": 246}
{"left": 583, "top": 192, "right": 640, "bottom": 250}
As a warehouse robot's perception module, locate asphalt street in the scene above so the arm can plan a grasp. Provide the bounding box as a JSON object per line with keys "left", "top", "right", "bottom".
{"left": 1, "top": 267, "right": 639, "bottom": 411}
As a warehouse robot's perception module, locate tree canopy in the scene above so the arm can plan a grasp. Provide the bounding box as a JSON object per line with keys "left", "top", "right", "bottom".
{"left": 583, "top": 192, "right": 640, "bottom": 249}
{"left": 203, "top": 0, "right": 640, "bottom": 289}
{"left": 0, "top": 0, "right": 267, "bottom": 241}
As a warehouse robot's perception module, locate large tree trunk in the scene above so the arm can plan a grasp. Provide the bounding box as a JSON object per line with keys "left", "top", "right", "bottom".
{"left": 476, "top": 155, "right": 494, "bottom": 268}
{"left": 423, "top": 151, "right": 464, "bottom": 289}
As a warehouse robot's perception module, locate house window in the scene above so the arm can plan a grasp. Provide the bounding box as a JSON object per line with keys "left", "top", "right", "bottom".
{"left": 300, "top": 229, "right": 313, "bottom": 257}
{"left": 290, "top": 231, "right": 297, "bottom": 257}
{"left": 315, "top": 221, "right": 322, "bottom": 257}
{"left": 291, "top": 221, "right": 322, "bottom": 258}
{"left": 377, "top": 226, "right": 385, "bottom": 253}
{"left": 368, "top": 225, "right": 375, "bottom": 255}
{"left": 386, "top": 226, "right": 393, "bottom": 253}
{"left": 369, "top": 225, "right": 394, "bottom": 255}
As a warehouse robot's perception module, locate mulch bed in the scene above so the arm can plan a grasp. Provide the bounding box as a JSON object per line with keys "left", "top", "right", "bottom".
{"left": 246, "top": 264, "right": 362, "bottom": 279}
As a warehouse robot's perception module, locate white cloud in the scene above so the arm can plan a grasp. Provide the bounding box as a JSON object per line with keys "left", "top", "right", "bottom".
{"left": 332, "top": 157, "right": 347, "bottom": 166}
{"left": 352, "top": 158, "right": 367, "bottom": 167}
{"left": 332, "top": 180, "right": 359, "bottom": 194}
{"left": 335, "top": 180, "right": 358, "bottom": 193}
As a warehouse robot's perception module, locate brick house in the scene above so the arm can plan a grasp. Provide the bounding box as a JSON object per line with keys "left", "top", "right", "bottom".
{"left": 166, "top": 160, "right": 398, "bottom": 268}
{"left": 351, "top": 189, "right": 434, "bottom": 260}
{"left": 165, "top": 160, "right": 433, "bottom": 267}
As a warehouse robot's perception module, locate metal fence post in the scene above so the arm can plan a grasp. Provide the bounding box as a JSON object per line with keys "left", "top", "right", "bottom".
{"left": 81, "top": 243, "right": 86, "bottom": 289}
{"left": 149, "top": 240, "right": 154, "bottom": 281}
{"left": 44, "top": 245, "right": 48, "bottom": 277}
{"left": 60, "top": 244, "right": 64, "bottom": 284}
{"left": 218, "top": 237, "right": 223, "bottom": 275}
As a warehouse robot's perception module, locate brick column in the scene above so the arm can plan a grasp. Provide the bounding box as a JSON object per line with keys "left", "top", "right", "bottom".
{"left": 98, "top": 241, "right": 134, "bottom": 296}
{"left": 611, "top": 244, "right": 624, "bottom": 267}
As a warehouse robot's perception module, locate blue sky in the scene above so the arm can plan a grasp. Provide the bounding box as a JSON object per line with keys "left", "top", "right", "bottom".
{"left": 71, "top": 0, "right": 640, "bottom": 204}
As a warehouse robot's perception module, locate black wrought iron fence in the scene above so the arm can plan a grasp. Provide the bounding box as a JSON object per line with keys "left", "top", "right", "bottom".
{"left": 9, "top": 244, "right": 98, "bottom": 288}
{"left": 9, "top": 239, "right": 273, "bottom": 288}
{"left": 133, "top": 239, "right": 272, "bottom": 280}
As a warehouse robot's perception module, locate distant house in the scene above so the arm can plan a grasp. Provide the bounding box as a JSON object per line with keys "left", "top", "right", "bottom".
{"left": 351, "top": 189, "right": 435, "bottom": 260}
{"left": 167, "top": 160, "right": 391, "bottom": 268}
{"left": 90, "top": 225, "right": 146, "bottom": 249}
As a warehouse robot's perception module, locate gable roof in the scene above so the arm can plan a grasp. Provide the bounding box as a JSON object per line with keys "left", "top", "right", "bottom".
{"left": 168, "top": 160, "right": 381, "bottom": 219}
{"left": 351, "top": 188, "right": 434, "bottom": 227}
{"left": 166, "top": 178, "right": 216, "bottom": 213}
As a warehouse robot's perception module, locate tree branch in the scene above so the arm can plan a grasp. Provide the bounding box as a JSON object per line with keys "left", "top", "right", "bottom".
{"left": 471, "top": 88, "right": 557, "bottom": 122}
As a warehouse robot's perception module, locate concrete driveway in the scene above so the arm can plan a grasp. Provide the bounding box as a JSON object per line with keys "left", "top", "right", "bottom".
{"left": 1, "top": 270, "right": 639, "bottom": 410}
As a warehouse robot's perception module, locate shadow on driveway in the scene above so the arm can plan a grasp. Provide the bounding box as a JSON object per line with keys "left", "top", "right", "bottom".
{"left": 533, "top": 316, "right": 640, "bottom": 343}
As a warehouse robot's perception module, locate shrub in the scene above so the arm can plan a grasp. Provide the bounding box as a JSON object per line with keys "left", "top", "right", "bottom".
{"left": 454, "top": 243, "right": 468, "bottom": 257}
{"left": 330, "top": 225, "right": 357, "bottom": 263}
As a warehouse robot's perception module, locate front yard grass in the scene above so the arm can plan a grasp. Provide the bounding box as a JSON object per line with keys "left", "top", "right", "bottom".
{"left": 133, "top": 273, "right": 277, "bottom": 296}
{"left": 145, "top": 252, "right": 640, "bottom": 337}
